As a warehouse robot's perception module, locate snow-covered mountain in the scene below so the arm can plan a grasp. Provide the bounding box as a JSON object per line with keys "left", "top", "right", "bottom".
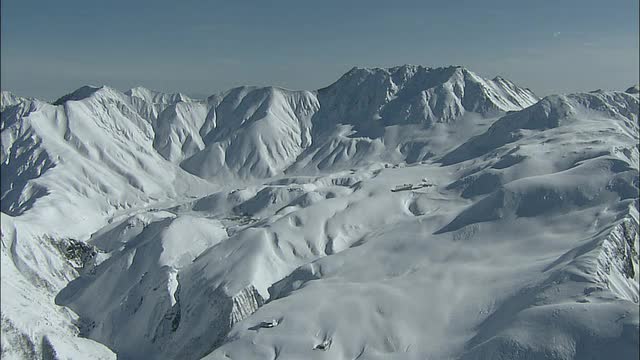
{"left": 1, "top": 91, "right": 33, "bottom": 112}
{"left": 1, "top": 66, "right": 638, "bottom": 360}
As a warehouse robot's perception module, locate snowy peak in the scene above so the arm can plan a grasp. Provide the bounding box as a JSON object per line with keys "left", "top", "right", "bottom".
{"left": 441, "top": 89, "right": 639, "bottom": 165}
{"left": 203, "top": 85, "right": 317, "bottom": 136}
{"left": 52, "top": 86, "right": 195, "bottom": 109}
{"left": 626, "top": 84, "right": 639, "bottom": 94}
{"left": 317, "top": 65, "right": 538, "bottom": 128}
{"left": 180, "top": 86, "right": 319, "bottom": 179}
{"left": 126, "top": 86, "right": 196, "bottom": 105}
{"left": 1, "top": 80, "right": 212, "bottom": 220}
{"left": 1, "top": 66, "right": 541, "bottom": 187}
{"left": 52, "top": 85, "right": 106, "bottom": 105}
{"left": 174, "top": 66, "right": 540, "bottom": 180}
{"left": 1, "top": 90, "right": 33, "bottom": 110}
{"left": 1, "top": 91, "right": 38, "bottom": 128}
{"left": 483, "top": 74, "right": 538, "bottom": 109}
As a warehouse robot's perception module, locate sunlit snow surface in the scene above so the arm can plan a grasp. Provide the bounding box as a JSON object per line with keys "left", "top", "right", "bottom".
{"left": 1, "top": 67, "right": 638, "bottom": 360}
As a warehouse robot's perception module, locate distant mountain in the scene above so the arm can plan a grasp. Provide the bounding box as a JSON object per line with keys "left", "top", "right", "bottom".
{"left": 1, "top": 90, "right": 34, "bottom": 111}
{"left": 125, "top": 86, "right": 196, "bottom": 104}
{"left": 1, "top": 67, "right": 638, "bottom": 360}
{"left": 178, "top": 65, "right": 539, "bottom": 180}
{"left": 3, "top": 66, "right": 539, "bottom": 197}
{"left": 316, "top": 65, "right": 537, "bottom": 128}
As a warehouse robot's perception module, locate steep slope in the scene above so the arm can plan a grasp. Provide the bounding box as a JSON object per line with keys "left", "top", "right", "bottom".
{"left": 2, "top": 86, "right": 213, "bottom": 220}
{"left": 287, "top": 65, "right": 538, "bottom": 174}
{"left": 152, "top": 101, "right": 210, "bottom": 163}
{"left": 1, "top": 91, "right": 34, "bottom": 112}
{"left": 55, "top": 212, "right": 229, "bottom": 359}
{"left": 1, "top": 214, "right": 117, "bottom": 360}
{"left": 1, "top": 87, "right": 214, "bottom": 359}
{"left": 314, "top": 65, "right": 537, "bottom": 130}
{"left": 125, "top": 87, "right": 195, "bottom": 105}
{"left": 138, "top": 66, "right": 538, "bottom": 182}
{"left": 180, "top": 86, "right": 319, "bottom": 180}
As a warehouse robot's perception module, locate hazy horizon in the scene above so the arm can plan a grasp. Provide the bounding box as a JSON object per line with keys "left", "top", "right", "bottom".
{"left": 2, "top": 0, "right": 638, "bottom": 100}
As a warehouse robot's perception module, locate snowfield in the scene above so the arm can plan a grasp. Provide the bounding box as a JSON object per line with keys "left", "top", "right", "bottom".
{"left": 1, "top": 65, "right": 638, "bottom": 360}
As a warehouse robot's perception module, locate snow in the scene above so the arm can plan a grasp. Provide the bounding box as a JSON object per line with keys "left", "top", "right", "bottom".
{"left": 125, "top": 87, "right": 196, "bottom": 105}
{"left": 1, "top": 67, "right": 638, "bottom": 360}
{"left": 1, "top": 91, "right": 34, "bottom": 112}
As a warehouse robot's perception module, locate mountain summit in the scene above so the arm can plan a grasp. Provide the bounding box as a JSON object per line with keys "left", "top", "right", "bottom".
{"left": 318, "top": 65, "right": 537, "bottom": 127}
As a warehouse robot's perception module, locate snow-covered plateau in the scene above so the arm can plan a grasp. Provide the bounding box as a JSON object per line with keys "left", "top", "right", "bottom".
{"left": 1, "top": 65, "right": 638, "bottom": 360}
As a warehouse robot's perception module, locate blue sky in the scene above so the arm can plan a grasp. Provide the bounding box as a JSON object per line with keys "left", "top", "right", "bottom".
{"left": 2, "top": 0, "right": 638, "bottom": 100}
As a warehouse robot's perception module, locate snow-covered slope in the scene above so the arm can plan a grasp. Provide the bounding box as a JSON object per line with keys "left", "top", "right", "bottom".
{"left": 1, "top": 86, "right": 213, "bottom": 359}
{"left": 1, "top": 68, "right": 638, "bottom": 360}
{"left": 155, "top": 65, "right": 538, "bottom": 181}
{"left": 125, "top": 87, "right": 195, "bottom": 105}
{"left": 1, "top": 91, "right": 34, "bottom": 112}
{"left": 294, "top": 65, "right": 538, "bottom": 174}
{"left": 315, "top": 65, "right": 537, "bottom": 129}
{"left": 180, "top": 86, "right": 319, "bottom": 180}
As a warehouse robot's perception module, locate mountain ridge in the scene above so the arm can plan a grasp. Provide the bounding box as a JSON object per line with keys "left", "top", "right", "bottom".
{"left": 1, "top": 65, "right": 638, "bottom": 360}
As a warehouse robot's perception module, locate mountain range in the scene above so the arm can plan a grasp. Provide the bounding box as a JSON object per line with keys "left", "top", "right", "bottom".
{"left": 1, "top": 65, "right": 638, "bottom": 360}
